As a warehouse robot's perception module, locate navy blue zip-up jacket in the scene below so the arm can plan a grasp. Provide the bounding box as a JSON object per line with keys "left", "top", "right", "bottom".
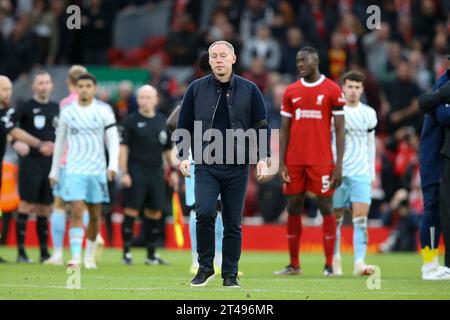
{"left": 176, "top": 72, "right": 271, "bottom": 164}
{"left": 419, "top": 70, "right": 450, "bottom": 188}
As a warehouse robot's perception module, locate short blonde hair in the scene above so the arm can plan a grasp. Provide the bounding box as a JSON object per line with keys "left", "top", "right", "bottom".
{"left": 68, "top": 65, "right": 87, "bottom": 85}
{"left": 208, "top": 40, "right": 235, "bottom": 54}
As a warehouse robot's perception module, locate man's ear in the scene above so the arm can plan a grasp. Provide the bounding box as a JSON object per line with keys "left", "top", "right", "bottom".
{"left": 232, "top": 54, "right": 237, "bottom": 64}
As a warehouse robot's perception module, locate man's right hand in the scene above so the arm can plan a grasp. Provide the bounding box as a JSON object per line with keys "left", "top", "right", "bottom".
{"left": 180, "top": 159, "right": 191, "bottom": 178}
{"left": 280, "top": 164, "right": 291, "bottom": 183}
{"left": 121, "top": 173, "right": 132, "bottom": 188}
{"left": 13, "top": 141, "right": 30, "bottom": 157}
{"left": 49, "top": 177, "right": 58, "bottom": 188}
{"left": 38, "top": 141, "right": 54, "bottom": 156}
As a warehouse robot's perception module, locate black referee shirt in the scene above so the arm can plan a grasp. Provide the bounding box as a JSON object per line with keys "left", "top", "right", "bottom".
{"left": 14, "top": 99, "right": 59, "bottom": 158}
{"left": 120, "top": 112, "right": 171, "bottom": 167}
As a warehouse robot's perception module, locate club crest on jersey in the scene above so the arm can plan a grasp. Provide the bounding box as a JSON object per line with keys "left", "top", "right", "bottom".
{"left": 316, "top": 94, "right": 324, "bottom": 106}
{"left": 34, "top": 115, "right": 46, "bottom": 129}
{"left": 159, "top": 130, "right": 168, "bottom": 145}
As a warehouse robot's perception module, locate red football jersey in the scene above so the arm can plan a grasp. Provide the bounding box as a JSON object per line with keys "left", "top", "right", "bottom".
{"left": 281, "top": 75, "right": 345, "bottom": 166}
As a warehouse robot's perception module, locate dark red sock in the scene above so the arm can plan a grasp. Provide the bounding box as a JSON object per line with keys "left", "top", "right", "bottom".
{"left": 323, "top": 214, "right": 337, "bottom": 267}
{"left": 287, "top": 215, "right": 302, "bottom": 268}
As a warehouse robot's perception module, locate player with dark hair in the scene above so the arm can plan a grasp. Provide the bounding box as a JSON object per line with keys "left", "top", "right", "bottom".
{"left": 275, "top": 47, "right": 346, "bottom": 276}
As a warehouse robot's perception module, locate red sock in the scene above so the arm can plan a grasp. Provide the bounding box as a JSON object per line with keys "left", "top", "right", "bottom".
{"left": 323, "top": 214, "right": 337, "bottom": 267}
{"left": 287, "top": 215, "right": 302, "bottom": 268}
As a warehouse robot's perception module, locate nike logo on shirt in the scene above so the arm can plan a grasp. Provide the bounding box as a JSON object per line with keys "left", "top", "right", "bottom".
{"left": 137, "top": 122, "right": 146, "bottom": 128}
{"left": 33, "top": 108, "right": 41, "bottom": 114}
{"left": 292, "top": 97, "right": 301, "bottom": 103}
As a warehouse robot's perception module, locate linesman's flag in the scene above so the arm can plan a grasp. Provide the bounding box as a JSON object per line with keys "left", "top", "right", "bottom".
{"left": 172, "top": 192, "right": 185, "bottom": 248}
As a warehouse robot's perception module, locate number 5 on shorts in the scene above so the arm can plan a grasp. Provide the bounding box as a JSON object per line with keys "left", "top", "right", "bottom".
{"left": 321, "top": 175, "right": 330, "bottom": 193}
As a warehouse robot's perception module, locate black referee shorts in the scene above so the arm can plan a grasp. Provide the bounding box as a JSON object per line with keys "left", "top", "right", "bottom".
{"left": 123, "top": 163, "right": 165, "bottom": 211}
{"left": 19, "top": 156, "right": 53, "bottom": 205}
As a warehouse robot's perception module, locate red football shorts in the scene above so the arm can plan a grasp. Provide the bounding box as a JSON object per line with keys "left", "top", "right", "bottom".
{"left": 283, "top": 165, "right": 335, "bottom": 196}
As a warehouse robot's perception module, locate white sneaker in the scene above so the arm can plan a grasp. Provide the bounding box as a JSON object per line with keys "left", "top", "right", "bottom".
{"left": 353, "top": 261, "right": 376, "bottom": 276}
{"left": 84, "top": 258, "right": 97, "bottom": 270}
{"left": 332, "top": 256, "right": 343, "bottom": 276}
{"left": 422, "top": 265, "right": 450, "bottom": 280}
{"left": 95, "top": 234, "right": 104, "bottom": 263}
{"left": 43, "top": 254, "right": 64, "bottom": 266}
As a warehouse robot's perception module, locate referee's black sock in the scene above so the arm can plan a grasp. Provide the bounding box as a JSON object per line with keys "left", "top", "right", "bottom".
{"left": 16, "top": 213, "right": 28, "bottom": 256}
{"left": 144, "top": 217, "right": 159, "bottom": 258}
{"left": 37, "top": 216, "right": 49, "bottom": 257}
{"left": 122, "top": 215, "right": 135, "bottom": 255}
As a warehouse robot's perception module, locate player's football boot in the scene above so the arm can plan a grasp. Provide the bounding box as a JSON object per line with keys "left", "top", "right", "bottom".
{"left": 84, "top": 257, "right": 98, "bottom": 269}
{"left": 122, "top": 252, "right": 133, "bottom": 265}
{"left": 43, "top": 254, "right": 64, "bottom": 266}
{"left": 422, "top": 265, "right": 450, "bottom": 280}
{"left": 332, "top": 256, "right": 343, "bottom": 276}
{"left": 353, "top": 261, "right": 376, "bottom": 276}
{"left": 16, "top": 254, "right": 33, "bottom": 264}
{"left": 144, "top": 253, "right": 168, "bottom": 265}
{"left": 67, "top": 257, "right": 81, "bottom": 268}
{"left": 323, "top": 265, "right": 334, "bottom": 276}
{"left": 274, "top": 265, "right": 302, "bottom": 275}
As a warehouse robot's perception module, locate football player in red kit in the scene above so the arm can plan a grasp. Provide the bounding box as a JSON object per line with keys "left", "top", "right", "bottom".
{"left": 275, "top": 47, "right": 345, "bottom": 276}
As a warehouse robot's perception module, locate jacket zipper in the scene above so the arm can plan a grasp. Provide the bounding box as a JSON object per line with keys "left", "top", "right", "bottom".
{"left": 205, "top": 89, "right": 222, "bottom": 163}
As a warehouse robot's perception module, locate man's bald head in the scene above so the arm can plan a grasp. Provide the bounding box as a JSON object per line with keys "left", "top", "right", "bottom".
{"left": 137, "top": 85, "right": 158, "bottom": 113}
{"left": 0, "top": 75, "right": 12, "bottom": 107}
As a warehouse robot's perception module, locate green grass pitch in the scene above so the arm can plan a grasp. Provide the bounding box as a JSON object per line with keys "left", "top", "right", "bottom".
{"left": 1, "top": 247, "right": 449, "bottom": 300}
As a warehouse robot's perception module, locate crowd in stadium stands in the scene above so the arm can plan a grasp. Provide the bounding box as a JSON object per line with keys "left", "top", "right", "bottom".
{"left": 0, "top": 0, "right": 449, "bottom": 243}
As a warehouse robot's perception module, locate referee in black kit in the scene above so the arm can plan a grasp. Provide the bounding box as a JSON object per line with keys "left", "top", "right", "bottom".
{"left": 12, "top": 71, "right": 59, "bottom": 263}
{"left": 0, "top": 75, "right": 54, "bottom": 263}
{"left": 176, "top": 41, "right": 271, "bottom": 288}
{"left": 119, "top": 84, "right": 178, "bottom": 265}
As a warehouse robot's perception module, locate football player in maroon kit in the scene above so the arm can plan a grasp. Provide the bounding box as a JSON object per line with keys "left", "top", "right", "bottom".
{"left": 275, "top": 47, "right": 345, "bottom": 276}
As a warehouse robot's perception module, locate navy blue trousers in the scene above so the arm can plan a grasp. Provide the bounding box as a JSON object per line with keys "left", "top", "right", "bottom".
{"left": 194, "top": 164, "right": 249, "bottom": 278}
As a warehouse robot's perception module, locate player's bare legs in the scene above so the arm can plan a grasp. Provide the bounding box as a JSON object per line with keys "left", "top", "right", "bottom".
{"left": 274, "top": 194, "right": 305, "bottom": 275}
{"left": 84, "top": 203, "right": 102, "bottom": 269}
{"left": 317, "top": 195, "right": 337, "bottom": 276}
{"left": 67, "top": 201, "right": 85, "bottom": 266}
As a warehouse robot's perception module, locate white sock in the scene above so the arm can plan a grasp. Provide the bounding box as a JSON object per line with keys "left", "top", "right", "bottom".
{"left": 53, "top": 247, "right": 63, "bottom": 258}
{"left": 85, "top": 239, "right": 97, "bottom": 261}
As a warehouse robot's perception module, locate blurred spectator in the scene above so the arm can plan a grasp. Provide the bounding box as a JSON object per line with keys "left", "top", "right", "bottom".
{"left": 0, "top": 14, "right": 36, "bottom": 80}
{"left": 30, "top": 0, "right": 58, "bottom": 66}
{"left": 115, "top": 80, "right": 138, "bottom": 120}
{"left": 379, "top": 189, "right": 420, "bottom": 252}
{"left": 362, "top": 22, "right": 390, "bottom": 81}
{"left": 0, "top": 0, "right": 15, "bottom": 39}
{"left": 297, "top": 0, "right": 337, "bottom": 46}
{"left": 213, "top": 0, "right": 242, "bottom": 31}
{"left": 166, "top": 12, "right": 198, "bottom": 66}
{"left": 242, "top": 57, "right": 268, "bottom": 92}
{"left": 169, "top": 0, "right": 202, "bottom": 32}
{"left": 328, "top": 31, "right": 348, "bottom": 82}
{"left": 279, "top": 26, "right": 304, "bottom": 78}
{"left": 241, "top": 24, "right": 281, "bottom": 71}
{"left": 382, "top": 58, "right": 422, "bottom": 135}
{"left": 239, "top": 0, "right": 274, "bottom": 43}
{"left": 147, "top": 55, "right": 178, "bottom": 116}
{"left": 80, "top": 0, "right": 115, "bottom": 65}
{"left": 412, "top": 0, "right": 446, "bottom": 52}
{"left": 264, "top": 81, "right": 285, "bottom": 129}
{"left": 430, "top": 30, "right": 450, "bottom": 78}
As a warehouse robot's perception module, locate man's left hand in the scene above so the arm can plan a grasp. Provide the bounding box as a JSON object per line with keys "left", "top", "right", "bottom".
{"left": 330, "top": 166, "right": 342, "bottom": 190}
{"left": 256, "top": 158, "right": 270, "bottom": 181}
{"left": 107, "top": 170, "right": 116, "bottom": 182}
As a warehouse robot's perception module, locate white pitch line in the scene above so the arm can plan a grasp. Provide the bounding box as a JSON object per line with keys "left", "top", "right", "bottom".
{"left": 1, "top": 284, "right": 450, "bottom": 297}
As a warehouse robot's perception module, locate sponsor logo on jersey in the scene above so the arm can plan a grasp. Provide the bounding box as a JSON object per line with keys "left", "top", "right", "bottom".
{"left": 34, "top": 115, "right": 46, "bottom": 129}
{"left": 295, "top": 108, "right": 323, "bottom": 120}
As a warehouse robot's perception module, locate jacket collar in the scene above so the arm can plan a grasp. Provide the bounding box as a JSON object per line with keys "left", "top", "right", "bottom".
{"left": 211, "top": 71, "right": 235, "bottom": 89}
